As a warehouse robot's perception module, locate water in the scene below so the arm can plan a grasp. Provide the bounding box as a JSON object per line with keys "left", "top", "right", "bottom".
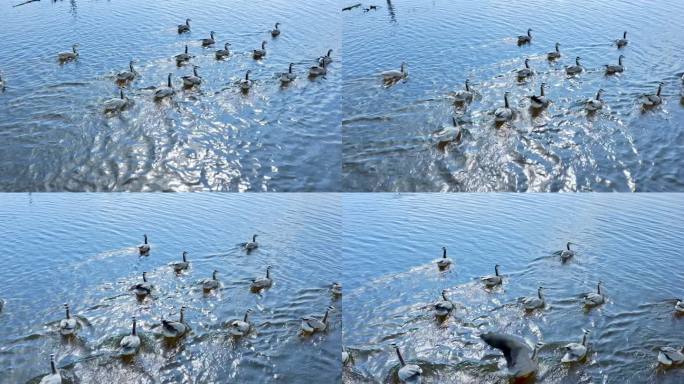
{"left": 0, "top": 194, "right": 341, "bottom": 383}
{"left": 341, "top": 193, "right": 684, "bottom": 383}
{"left": 0, "top": 0, "right": 341, "bottom": 191}
{"left": 342, "top": 0, "right": 684, "bottom": 192}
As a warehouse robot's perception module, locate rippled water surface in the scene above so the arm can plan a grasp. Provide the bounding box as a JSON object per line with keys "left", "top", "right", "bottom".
{"left": 0, "top": 194, "right": 341, "bottom": 383}
{"left": 341, "top": 194, "right": 684, "bottom": 383}
{"left": 0, "top": 0, "right": 340, "bottom": 191}
{"left": 342, "top": 0, "right": 684, "bottom": 191}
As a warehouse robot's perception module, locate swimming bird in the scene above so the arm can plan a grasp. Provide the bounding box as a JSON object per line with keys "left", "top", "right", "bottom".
{"left": 58, "top": 304, "right": 78, "bottom": 336}
{"left": 154, "top": 74, "right": 174, "bottom": 100}
{"left": 58, "top": 44, "right": 79, "bottom": 62}
{"left": 178, "top": 18, "right": 191, "bottom": 34}
{"left": 253, "top": 41, "right": 267, "bottom": 59}
{"left": 547, "top": 43, "right": 561, "bottom": 60}
{"left": 452, "top": 79, "right": 474, "bottom": 105}
{"left": 615, "top": 31, "right": 628, "bottom": 48}
{"left": 583, "top": 281, "right": 605, "bottom": 307}
{"left": 241, "top": 234, "right": 259, "bottom": 251}
{"left": 392, "top": 344, "right": 422, "bottom": 384}
{"left": 434, "top": 116, "right": 465, "bottom": 152}
{"left": 658, "top": 346, "right": 684, "bottom": 366}
{"left": 271, "top": 22, "right": 281, "bottom": 37}
{"left": 280, "top": 63, "right": 297, "bottom": 84}
{"left": 130, "top": 272, "right": 152, "bottom": 297}
{"left": 436, "top": 246, "right": 452, "bottom": 270}
{"left": 322, "top": 49, "right": 334, "bottom": 65}
{"left": 481, "top": 264, "right": 503, "bottom": 287}
{"left": 674, "top": 300, "right": 684, "bottom": 314}
{"left": 522, "top": 287, "right": 545, "bottom": 311}
{"left": 517, "top": 28, "right": 532, "bottom": 45}
{"left": 560, "top": 242, "right": 575, "bottom": 262}
{"left": 116, "top": 60, "right": 136, "bottom": 82}
{"left": 250, "top": 266, "right": 273, "bottom": 291}
{"left": 530, "top": 82, "right": 550, "bottom": 109}
{"left": 480, "top": 332, "right": 539, "bottom": 380}
{"left": 605, "top": 55, "right": 625, "bottom": 75}
{"left": 215, "top": 43, "right": 231, "bottom": 60}
{"left": 229, "top": 309, "right": 252, "bottom": 337}
{"left": 301, "top": 306, "right": 333, "bottom": 333}
{"left": 585, "top": 89, "right": 605, "bottom": 112}
{"left": 494, "top": 92, "right": 514, "bottom": 123}
{"left": 201, "top": 31, "right": 216, "bottom": 46}
{"left": 309, "top": 58, "right": 328, "bottom": 77}
{"left": 561, "top": 329, "right": 590, "bottom": 363}
{"left": 161, "top": 306, "right": 188, "bottom": 338}
{"left": 175, "top": 45, "right": 192, "bottom": 65}
{"left": 566, "top": 57, "right": 583, "bottom": 75}
{"left": 239, "top": 70, "right": 253, "bottom": 92}
{"left": 171, "top": 251, "right": 190, "bottom": 272}
{"left": 182, "top": 65, "right": 202, "bottom": 87}
{"left": 103, "top": 89, "right": 129, "bottom": 114}
{"left": 331, "top": 282, "right": 342, "bottom": 297}
{"left": 119, "top": 317, "right": 141, "bottom": 356}
{"left": 640, "top": 82, "right": 664, "bottom": 107}
{"left": 138, "top": 234, "right": 150, "bottom": 255}
{"left": 39, "top": 354, "right": 62, "bottom": 384}
{"left": 517, "top": 58, "right": 534, "bottom": 79}
{"left": 434, "top": 289, "right": 455, "bottom": 318}
{"left": 202, "top": 270, "right": 220, "bottom": 291}
{"left": 381, "top": 62, "right": 408, "bottom": 83}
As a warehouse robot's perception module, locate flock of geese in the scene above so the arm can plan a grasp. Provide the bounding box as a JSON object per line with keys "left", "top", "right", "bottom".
{"left": 343, "top": 242, "right": 684, "bottom": 383}
{"left": 14, "top": 234, "right": 341, "bottom": 384}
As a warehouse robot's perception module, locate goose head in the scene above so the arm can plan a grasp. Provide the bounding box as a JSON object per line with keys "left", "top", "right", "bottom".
{"left": 442, "top": 246, "right": 447, "bottom": 258}
{"left": 623, "top": 31, "right": 627, "bottom": 39}
{"left": 657, "top": 82, "right": 663, "bottom": 96}
{"left": 288, "top": 63, "right": 294, "bottom": 73}
{"left": 451, "top": 116, "right": 458, "bottom": 126}
{"left": 441, "top": 289, "right": 449, "bottom": 301}
{"left": 503, "top": 92, "right": 510, "bottom": 108}
{"left": 129, "top": 60, "right": 135, "bottom": 72}
{"left": 596, "top": 281, "right": 603, "bottom": 294}
{"left": 265, "top": 265, "right": 272, "bottom": 278}
{"left": 50, "top": 354, "right": 57, "bottom": 374}
{"left": 595, "top": 89, "right": 604, "bottom": 100}
{"left": 540, "top": 82, "right": 546, "bottom": 96}
{"left": 212, "top": 270, "right": 219, "bottom": 280}
{"left": 327, "top": 49, "right": 333, "bottom": 58}
{"left": 180, "top": 306, "right": 186, "bottom": 322}
{"left": 581, "top": 329, "right": 590, "bottom": 346}
{"left": 524, "top": 58, "right": 530, "bottom": 68}
{"left": 210, "top": 31, "right": 215, "bottom": 39}
{"left": 391, "top": 343, "right": 406, "bottom": 366}
{"left": 575, "top": 56, "right": 581, "bottom": 66}
{"left": 184, "top": 45, "right": 188, "bottom": 54}
{"left": 182, "top": 251, "right": 188, "bottom": 262}
{"left": 142, "top": 271, "right": 148, "bottom": 282}
{"left": 192, "top": 65, "right": 199, "bottom": 76}
{"left": 167, "top": 73, "right": 173, "bottom": 87}
{"left": 224, "top": 42, "right": 231, "bottom": 50}
{"left": 322, "top": 305, "right": 334, "bottom": 323}
{"left": 252, "top": 234, "right": 258, "bottom": 242}
{"left": 143, "top": 234, "right": 148, "bottom": 244}
{"left": 537, "top": 286, "right": 544, "bottom": 299}
{"left": 527, "top": 28, "right": 533, "bottom": 37}
{"left": 494, "top": 264, "right": 501, "bottom": 276}
{"left": 261, "top": 41, "right": 267, "bottom": 50}
{"left": 243, "top": 308, "right": 252, "bottom": 322}
{"left": 119, "top": 89, "right": 125, "bottom": 100}
{"left": 64, "top": 303, "right": 71, "bottom": 319}
{"left": 72, "top": 44, "right": 79, "bottom": 53}
{"left": 245, "top": 70, "right": 251, "bottom": 80}
{"left": 465, "top": 79, "right": 470, "bottom": 91}
{"left": 531, "top": 342, "right": 544, "bottom": 360}
{"left": 131, "top": 316, "right": 137, "bottom": 335}
{"left": 566, "top": 241, "right": 573, "bottom": 250}
{"left": 555, "top": 42, "right": 560, "bottom": 52}
{"left": 618, "top": 55, "right": 625, "bottom": 65}
{"left": 186, "top": 18, "right": 191, "bottom": 26}
{"left": 274, "top": 22, "right": 280, "bottom": 29}
{"left": 400, "top": 62, "right": 406, "bottom": 73}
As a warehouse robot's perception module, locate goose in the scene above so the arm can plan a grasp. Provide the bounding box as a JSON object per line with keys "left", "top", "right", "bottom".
{"left": 130, "top": 272, "right": 152, "bottom": 297}
{"left": 253, "top": 41, "right": 267, "bottom": 59}
{"left": 517, "top": 58, "right": 534, "bottom": 79}
{"left": 181, "top": 65, "right": 202, "bottom": 87}
{"left": 585, "top": 89, "right": 605, "bottom": 112}
{"left": 436, "top": 246, "right": 452, "bottom": 270}
{"left": 561, "top": 329, "right": 590, "bottom": 363}
{"left": 215, "top": 43, "right": 231, "bottom": 60}
{"left": 229, "top": 309, "right": 252, "bottom": 336}
{"left": 435, "top": 116, "right": 464, "bottom": 152}
{"left": 322, "top": 49, "right": 334, "bottom": 65}
{"left": 175, "top": 45, "right": 192, "bottom": 64}
{"left": 58, "top": 44, "right": 79, "bottom": 62}
{"left": 530, "top": 83, "right": 550, "bottom": 109}
{"left": 39, "top": 354, "right": 62, "bottom": 384}
{"left": 271, "top": 23, "right": 281, "bottom": 37}
{"left": 202, "top": 270, "right": 220, "bottom": 291}
{"left": 615, "top": 31, "right": 628, "bottom": 48}
{"left": 494, "top": 92, "right": 514, "bottom": 123}
{"left": 522, "top": 287, "right": 545, "bottom": 311}
{"left": 309, "top": 58, "right": 328, "bottom": 77}
{"left": 171, "top": 251, "right": 190, "bottom": 272}
{"left": 434, "top": 289, "right": 455, "bottom": 317}
{"left": 331, "top": 282, "right": 343, "bottom": 297}
{"left": 161, "top": 306, "right": 188, "bottom": 338}
{"left": 138, "top": 234, "right": 150, "bottom": 255}
{"left": 58, "top": 304, "right": 78, "bottom": 336}
{"left": 605, "top": 55, "right": 625, "bottom": 75}
{"left": 154, "top": 73, "right": 174, "bottom": 100}
{"left": 280, "top": 63, "right": 297, "bottom": 84}
{"left": 658, "top": 346, "right": 684, "bottom": 366}
{"left": 239, "top": 70, "right": 253, "bottom": 92}
{"left": 640, "top": 82, "right": 664, "bottom": 107}
{"left": 177, "top": 19, "right": 191, "bottom": 34}
{"left": 675, "top": 300, "right": 684, "bottom": 314}
{"left": 583, "top": 281, "right": 605, "bottom": 307}
{"left": 241, "top": 234, "right": 259, "bottom": 251}
{"left": 103, "top": 89, "right": 129, "bottom": 114}
{"left": 480, "top": 332, "right": 540, "bottom": 380}
{"left": 381, "top": 62, "right": 407, "bottom": 82}
{"left": 547, "top": 43, "right": 561, "bottom": 60}
{"left": 560, "top": 242, "right": 575, "bottom": 262}
{"left": 452, "top": 79, "right": 474, "bottom": 104}
{"left": 201, "top": 31, "right": 216, "bottom": 46}
{"left": 517, "top": 28, "right": 532, "bottom": 45}
{"left": 250, "top": 266, "right": 273, "bottom": 291}
{"left": 119, "top": 317, "right": 141, "bottom": 356}
{"left": 301, "top": 306, "right": 333, "bottom": 333}
{"left": 116, "top": 60, "right": 136, "bottom": 82}
{"left": 392, "top": 344, "right": 422, "bottom": 384}
{"left": 481, "top": 264, "right": 502, "bottom": 287}
{"left": 566, "top": 57, "right": 583, "bottom": 75}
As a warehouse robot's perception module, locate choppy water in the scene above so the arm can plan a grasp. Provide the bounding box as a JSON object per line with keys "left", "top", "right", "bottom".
{"left": 341, "top": 194, "right": 684, "bottom": 383}
{"left": 0, "top": 194, "right": 341, "bottom": 383}
{"left": 0, "top": 0, "right": 341, "bottom": 191}
{"left": 342, "top": 0, "right": 684, "bottom": 192}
